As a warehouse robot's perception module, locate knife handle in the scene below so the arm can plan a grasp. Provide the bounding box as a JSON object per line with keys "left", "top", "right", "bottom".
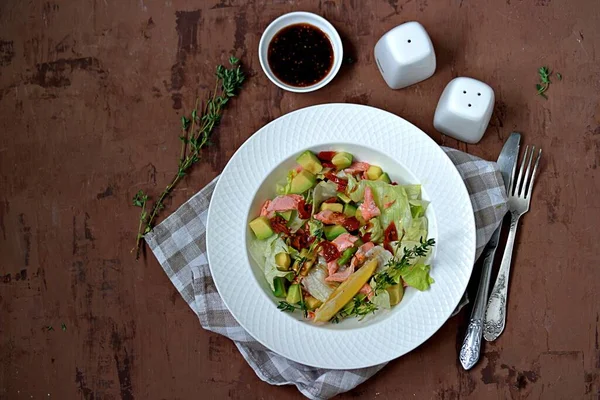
{"left": 459, "top": 238, "right": 497, "bottom": 370}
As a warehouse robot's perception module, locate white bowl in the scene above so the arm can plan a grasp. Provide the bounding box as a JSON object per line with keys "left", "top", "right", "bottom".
{"left": 258, "top": 12, "right": 343, "bottom": 93}
{"left": 206, "top": 104, "right": 476, "bottom": 369}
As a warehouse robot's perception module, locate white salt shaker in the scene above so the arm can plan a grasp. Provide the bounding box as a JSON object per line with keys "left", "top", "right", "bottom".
{"left": 374, "top": 21, "right": 436, "bottom": 89}
{"left": 433, "top": 77, "right": 495, "bottom": 144}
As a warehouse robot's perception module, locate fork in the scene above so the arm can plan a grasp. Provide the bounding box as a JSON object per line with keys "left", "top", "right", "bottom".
{"left": 483, "top": 145, "right": 542, "bottom": 341}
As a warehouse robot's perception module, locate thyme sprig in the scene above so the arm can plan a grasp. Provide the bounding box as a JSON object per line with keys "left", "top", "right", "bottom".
{"left": 331, "top": 294, "right": 378, "bottom": 323}
{"left": 372, "top": 237, "right": 436, "bottom": 295}
{"left": 133, "top": 56, "right": 245, "bottom": 258}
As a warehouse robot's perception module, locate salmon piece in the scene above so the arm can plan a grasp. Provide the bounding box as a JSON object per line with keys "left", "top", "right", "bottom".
{"left": 327, "top": 260, "right": 339, "bottom": 276}
{"left": 350, "top": 242, "right": 375, "bottom": 268}
{"left": 295, "top": 165, "right": 303, "bottom": 173}
{"left": 325, "top": 264, "right": 355, "bottom": 282}
{"left": 358, "top": 187, "right": 381, "bottom": 221}
{"left": 344, "top": 162, "right": 370, "bottom": 174}
{"left": 359, "top": 283, "right": 374, "bottom": 301}
{"left": 259, "top": 200, "right": 272, "bottom": 217}
{"left": 332, "top": 233, "right": 359, "bottom": 252}
{"left": 314, "top": 210, "right": 347, "bottom": 225}
{"left": 263, "top": 194, "right": 304, "bottom": 218}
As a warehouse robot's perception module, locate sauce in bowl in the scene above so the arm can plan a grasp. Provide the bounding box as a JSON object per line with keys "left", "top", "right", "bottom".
{"left": 267, "top": 23, "right": 334, "bottom": 87}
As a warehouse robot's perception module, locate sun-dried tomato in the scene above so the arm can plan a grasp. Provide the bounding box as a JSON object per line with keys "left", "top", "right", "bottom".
{"left": 270, "top": 216, "right": 290, "bottom": 235}
{"left": 297, "top": 199, "right": 312, "bottom": 219}
{"left": 317, "top": 151, "right": 337, "bottom": 161}
{"left": 324, "top": 197, "right": 338, "bottom": 203}
{"left": 391, "top": 182, "right": 398, "bottom": 186}
{"left": 318, "top": 241, "right": 340, "bottom": 262}
{"left": 384, "top": 221, "right": 398, "bottom": 242}
{"left": 289, "top": 228, "right": 310, "bottom": 250}
{"left": 361, "top": 232, "right": 371, "bottom": 243}
{"left": 324, "top": 172, "right": 346, "bottom": 185}
{"left": 383, "top": 222, "right": 398, "bottom": 253}
{"left": 324, "top": 172, "right": 348, "bottom": 192}
{"left": 342, "top": 217, "right": 360, "bottom": 232}
{"left": 322, "top": 161, "right": 335, "bottom": 168}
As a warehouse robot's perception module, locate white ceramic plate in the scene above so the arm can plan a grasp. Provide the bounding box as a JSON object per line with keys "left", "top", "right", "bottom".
{"left": 206, "top": 104, "right": 475, "bottom": 369}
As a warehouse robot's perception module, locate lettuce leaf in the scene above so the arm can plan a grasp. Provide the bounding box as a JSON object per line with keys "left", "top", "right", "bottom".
{"left": 403, "top": 217, "right": 428, "bottom": 243}
{"left": 312, "top": 181, "right": 338, "bottom": 215}
{"left": 248, "top": 235, "right": 292, "bottom": 291}
{"left": 351, "top": 180, "right": 413, "bottom": 233}
{"left": 371, "top": 288, "right": 391, "bottom": 309}
{"left": 409, "top": 199, "right": 428, "bottom": 218}
{"left": 308, "top": 219, "right": 324, "bottom": 238}
{"left": 346, "top": 174, "right": 359, "bottom": 195}
{"left": 359, "top": 217, "right": 383, "bottom": 243}
{"left": 394, "top": 238, "right": 432, "bottom": 265}
{"left": 287, "top": 210, "right": 305, "bottom": 233}
{"left": 364, "top": 245, "right": 394, "bottom": 273}
{"left": 403, "top": 184, "right": 421, "bottom": 200}
{"left": 276, "top": 169, "right": 297, "bottom": 195}
{"left": 302, "top": 264, "right": 336, "bottom": 302}
{"left": 400, "top": 263, "right": 434, "bottom": 291}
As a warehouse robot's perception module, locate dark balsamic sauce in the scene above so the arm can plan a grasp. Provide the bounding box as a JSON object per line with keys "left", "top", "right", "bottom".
{"left": 267, "top": 23, "right": 334, "bottom": 87}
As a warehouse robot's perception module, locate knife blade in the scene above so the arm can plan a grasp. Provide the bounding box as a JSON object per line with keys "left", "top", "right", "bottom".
{"left": 459, "top": 132, "right": 520, "bottom": 370}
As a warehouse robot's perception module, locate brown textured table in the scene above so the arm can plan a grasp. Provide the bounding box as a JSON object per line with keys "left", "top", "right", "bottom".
{"left": 1, "top": 0, "right": 599, "bottom": 399}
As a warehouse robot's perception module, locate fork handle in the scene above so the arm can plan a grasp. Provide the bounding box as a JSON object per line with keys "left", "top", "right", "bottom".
{"left": 459, "top": 233, "right": 497, "bottom": 369}
{"left": 483, "top": 212, "right": 520, "bottom": 341}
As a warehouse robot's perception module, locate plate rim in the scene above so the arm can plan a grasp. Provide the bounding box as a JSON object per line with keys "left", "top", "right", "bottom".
{"left": 206, "top": 103, "right": 476, "bottom": 369}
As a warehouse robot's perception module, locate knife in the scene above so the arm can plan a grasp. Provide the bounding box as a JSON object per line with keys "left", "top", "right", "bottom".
{"left": 459, "top": 132, "right": 520, "bottom": 370}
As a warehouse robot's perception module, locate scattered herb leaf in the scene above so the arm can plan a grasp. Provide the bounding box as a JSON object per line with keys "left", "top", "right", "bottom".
{"left": 538, "top": 66, "right": 551, "bottom": 84}
{"left": 45, "top": 325, "right": 54, "bottom": 332}
{"left": 61, "top": 323, "right": 67, "bottom": 332}
{"left": 536, "top": 66, "right": 561, "bottom": 99}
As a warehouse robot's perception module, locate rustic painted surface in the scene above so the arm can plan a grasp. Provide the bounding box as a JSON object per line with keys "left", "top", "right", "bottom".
{"left": 0, "top": 0, "right": 599, "bottom": 398}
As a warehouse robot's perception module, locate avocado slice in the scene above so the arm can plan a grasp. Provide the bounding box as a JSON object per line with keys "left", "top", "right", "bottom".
{"left": 337, "top": 193, "right": 351, "bottom": 203}
{"left": 387, "top": 284, "right": 404, "bottom": 306}
{"left": 275, "top": 252, "right": 291, "bottom": 271}
{"left": 377, "top": 172, "right": 391, "bottom": 184}
{"left": 305, "top": 296, "right": 323, "bottom": 310}
{"left": 323, "top": 225, "right": 348, "bottom": 240}
{"left": 366, "top": 165, "right": 383, "bottom": 180}
{"left": 286, "top": 283, "right": 302, "bottom": 304}
{"left": 354, "top": 208, "right": 366, "bottom": 225}
{"left": 296, "top": 150, "right": 323, "bottom": 174}
{"left": 249, "top": 216, "right": 274, "bottom": 240}
{"left": 331, "top": 152, "right": 353, "bottom": 169}
{"left": 343, "top": 203, "right": 357, "bottom": 217}
{"left": 320, "top": 202, "right": 343, "bottom": 213}
{"left": 273, "top": 277, "right": 288, "bottom": 298}
{"left": 290, "top": 170, "right": 316, "bottom": 194}
{"left": 276, "top": 210, "right": 293, "bottom": 221}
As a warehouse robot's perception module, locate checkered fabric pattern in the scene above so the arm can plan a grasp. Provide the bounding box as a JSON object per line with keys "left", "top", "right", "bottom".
{"left": 145, "top": 147, "right": 507, "bottom": 399}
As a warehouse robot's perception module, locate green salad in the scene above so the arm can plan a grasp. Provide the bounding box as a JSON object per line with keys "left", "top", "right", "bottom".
{"left": 248, "top": 150, "right": 435, "bottom": 323}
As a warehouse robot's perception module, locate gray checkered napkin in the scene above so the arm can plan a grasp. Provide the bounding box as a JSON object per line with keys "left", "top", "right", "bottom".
{"left": 145, "top": 147, "right": 507, "bottom": 400}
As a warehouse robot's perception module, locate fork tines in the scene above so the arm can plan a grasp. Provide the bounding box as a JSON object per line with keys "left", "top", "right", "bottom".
{"left": 511, "top": 145, "right": 542, "bottom": 199}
